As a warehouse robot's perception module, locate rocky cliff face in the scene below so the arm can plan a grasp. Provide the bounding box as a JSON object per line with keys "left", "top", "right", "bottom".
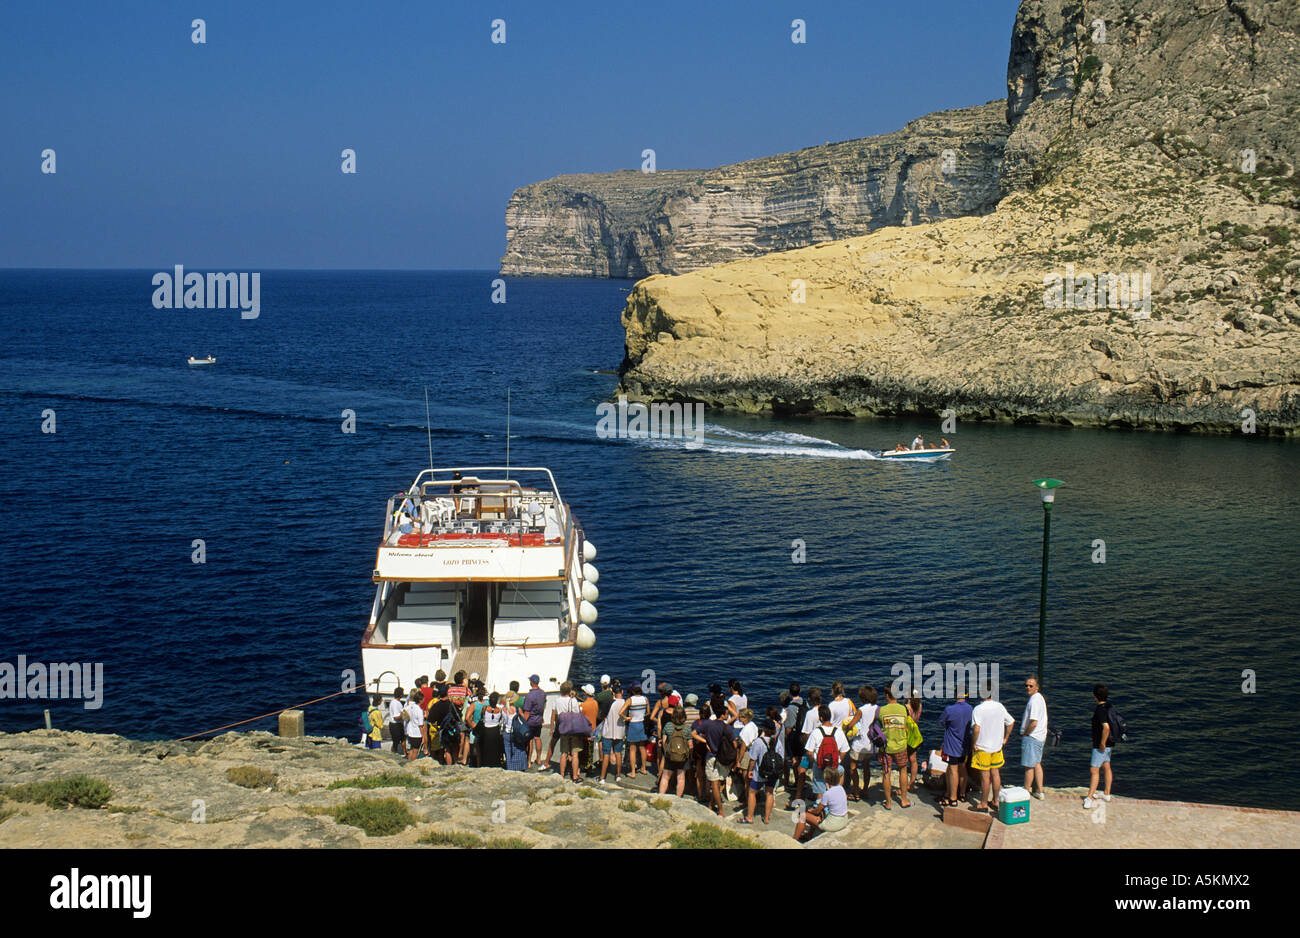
{"left": 617, "top": 0, "right": 1300, "bottom": 433}
{"left": 501, "top": 103, "right": 1010, "bottom": 278}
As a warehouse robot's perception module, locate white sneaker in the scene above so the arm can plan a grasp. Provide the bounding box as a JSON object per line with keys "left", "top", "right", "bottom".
{"left": 1098, "top": 793, "right": 1112, "bottom": 802}
{"left": 1032, "top": 791, "right": 1045, "bottom": 800}
{"left": 598, "top": 778, "right": 607, "bottom": 786}
{"left": 1083, "top": 797, "right": 1096, "bottom": 809}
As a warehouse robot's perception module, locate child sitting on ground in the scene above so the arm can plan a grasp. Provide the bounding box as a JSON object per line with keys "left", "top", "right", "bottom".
{"left": 794, "top": 767, "right": 850, "bottom": 841}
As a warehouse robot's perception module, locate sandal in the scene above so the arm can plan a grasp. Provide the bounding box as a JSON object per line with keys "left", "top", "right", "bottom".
{"left": 737, "top": 818, "right": 753, "bottom": 824}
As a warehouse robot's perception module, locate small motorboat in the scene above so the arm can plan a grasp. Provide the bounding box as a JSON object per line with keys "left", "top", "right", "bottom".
{"left": 186, "top": 356, "right": 216, "bottom": 366}
{"left": 876, "top": 446, "right": 954, "bottom": 461}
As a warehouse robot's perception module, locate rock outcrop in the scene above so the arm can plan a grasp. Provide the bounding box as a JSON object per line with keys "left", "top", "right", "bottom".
{"left": 500, "top": 103, "right": 1010, "bottom": 277}
{"left": 0, "top": 730, "right": 794, "bottom": 849}
{"left": 616, "top": 0, "right": 1300, "bottom": 433}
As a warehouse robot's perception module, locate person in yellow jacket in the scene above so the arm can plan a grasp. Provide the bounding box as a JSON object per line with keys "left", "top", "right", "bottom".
{"left": 364, "top": 695, "right": 385, "bottom": 749}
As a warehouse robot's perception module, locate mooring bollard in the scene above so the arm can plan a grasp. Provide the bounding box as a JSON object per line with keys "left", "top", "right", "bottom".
{"left": 44, "top": 709, "right": 52, "bottom": 730}
{"left": 278, "top": 709, "right": 305, "bottom": 738}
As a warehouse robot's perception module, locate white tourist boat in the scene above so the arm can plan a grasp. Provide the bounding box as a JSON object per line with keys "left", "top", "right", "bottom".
{"left": 186, "top": 355, "right": 216, "bottom": 366}
{"left": 876, "top": 446, "right": 955, "bottom": 461}
{"left": 360, "top": 467, "right": 598, "bottom": 712}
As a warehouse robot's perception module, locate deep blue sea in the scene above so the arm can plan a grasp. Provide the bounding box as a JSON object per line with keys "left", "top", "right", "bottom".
{"left": 1, "top": 270, "right": 1297, "bottom": 809}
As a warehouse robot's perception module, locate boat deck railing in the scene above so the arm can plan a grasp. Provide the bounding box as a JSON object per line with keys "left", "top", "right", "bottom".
{"left": 382, "top": 468, "right": 571, "bottom": 547}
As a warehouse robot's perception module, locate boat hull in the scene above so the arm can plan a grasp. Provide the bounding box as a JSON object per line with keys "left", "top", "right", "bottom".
{"left": 877, "top": 447, "right": 954, "bottom": 461}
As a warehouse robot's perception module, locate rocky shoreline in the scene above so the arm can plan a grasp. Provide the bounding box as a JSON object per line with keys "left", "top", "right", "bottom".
{"left": 0, "top": 730, "right": 793, "bottom": 849}
{"left": 612, "top": 0, "right": 1300, "bottom": 434}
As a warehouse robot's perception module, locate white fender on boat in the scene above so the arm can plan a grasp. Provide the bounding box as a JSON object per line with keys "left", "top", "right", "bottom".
{"left": 581, "top": 581, "right": 599, "bottom": 603}
{"left": 583, "top": 540, "right": 597, "bottom": 562}
{"left": 579, "top": 600, "right": 598, "bottom": 625}
{"left": 582, "top": 562, "right": 599, "bottom": 584}
{"left": 576, "top": 624, "right": 596, "bottom": 649}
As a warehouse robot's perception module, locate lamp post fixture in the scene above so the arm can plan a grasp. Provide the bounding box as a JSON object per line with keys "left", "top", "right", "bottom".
{"left": 1031, "top": 478, "right": 1064, "bottom": 689}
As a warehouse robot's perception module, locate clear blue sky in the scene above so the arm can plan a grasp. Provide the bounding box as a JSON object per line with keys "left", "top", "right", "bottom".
{"left": 1, "top": 0, "right": 1021, "bottom": 269}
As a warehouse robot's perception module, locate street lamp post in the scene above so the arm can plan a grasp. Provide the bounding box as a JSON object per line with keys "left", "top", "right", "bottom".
{"left": 1031, "top": 478, "right": 1064, "bottom": 689}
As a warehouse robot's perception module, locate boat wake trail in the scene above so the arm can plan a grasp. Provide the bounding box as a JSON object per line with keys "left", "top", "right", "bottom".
{"left": 639, "top": 424, "right": 882, "bottom": 460}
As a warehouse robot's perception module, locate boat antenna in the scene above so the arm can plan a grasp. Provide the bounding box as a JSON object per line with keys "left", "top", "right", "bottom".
{"left": 506, "top": 387, "right": 511, "bottom": 479}
{"left": 423, "top": 386, "right": 434, "bottom": 478}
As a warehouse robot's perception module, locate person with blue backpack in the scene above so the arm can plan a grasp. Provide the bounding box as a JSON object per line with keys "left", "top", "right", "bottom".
{"left": 502, "top": 691, "right": 529, "bottom": 771}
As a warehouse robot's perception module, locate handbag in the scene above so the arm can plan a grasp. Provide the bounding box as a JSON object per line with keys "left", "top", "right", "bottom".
{"left": 557, "top": 706, "right": 591, "bottom": 735}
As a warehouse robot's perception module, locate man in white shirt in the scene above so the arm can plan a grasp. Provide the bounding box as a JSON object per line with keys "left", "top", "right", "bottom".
{"left": 969, "top": 691, "right": 1015, "bottom": 812}
{"left": 599, "top": 687, "right": 626, "bottom": 785}
{"left": 1021, "top": 676, "right": 1049, "bottom": 800}
{"left": 803, "top": 706, "right": 850, "bottom": 798}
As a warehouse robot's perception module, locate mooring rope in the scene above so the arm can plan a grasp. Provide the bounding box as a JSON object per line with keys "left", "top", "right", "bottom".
{"left": 175, "top": 688, "right": 362, "bottom": 742}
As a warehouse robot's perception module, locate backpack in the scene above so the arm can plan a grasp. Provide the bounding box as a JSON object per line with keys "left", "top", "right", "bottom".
{"left": 1106, "top": 705, "right": 1128, "bottom": 744}
{"left": 815, "top": 727, "right": 840, "bottom": 770}
{"left": 664, "top": 725, "right": 690, "bottom": 763}
{"left": 716, "top": 728, "right": 737, "bottom": 767}
{"left": 867, "top": 720, "right": 887, "bottom": 752}
{"left": 758, "top": 737, "right": 783, "bottom": 782}
{"left": 441, "top": 706, "right": 462, "bottom": 748}
{"left": 364, "top": 707, "right": 381, "bottom": 734}
{"left": 509, "top": 713, "right": 531, "bottom": 750}
{"left": 841, "top": 700, "right": 860, "bottom": 739}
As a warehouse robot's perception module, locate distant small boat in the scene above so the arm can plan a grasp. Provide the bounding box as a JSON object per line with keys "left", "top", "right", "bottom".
{"left": 877, "top": 447, "right": 954, "bottom": 461}
{"left": 187, "top": 356, "right": 216, "bottom": 366}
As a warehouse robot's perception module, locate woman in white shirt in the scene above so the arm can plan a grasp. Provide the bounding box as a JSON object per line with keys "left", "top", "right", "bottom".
{"left": 479, "top": 692, "right": 505, "bottom": 769}
{"left": 404, "top": 692, "right": 425, "bottom": 761}
{"left": 624, "top": 685, "right": 650, "bottom": 779}
{"left": 847, "top": 686, "right": 879, "bottom": 802}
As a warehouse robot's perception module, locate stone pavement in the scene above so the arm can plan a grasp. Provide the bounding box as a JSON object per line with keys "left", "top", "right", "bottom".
{"left": 988, "top": 787, "right": 1300, "bottom": 849}
{"left": 583, "top": 763, "right": 983, "bottom": 848}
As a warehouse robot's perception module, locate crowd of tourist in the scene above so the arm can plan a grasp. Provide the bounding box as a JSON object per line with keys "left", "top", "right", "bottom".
{"left": 362, "top": 670, "right": 1124, "bottom": 839}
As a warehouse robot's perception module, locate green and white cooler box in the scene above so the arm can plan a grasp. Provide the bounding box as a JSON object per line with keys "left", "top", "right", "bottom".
{"left": 997, "top": 786, "right": 1031, "bottom": 825}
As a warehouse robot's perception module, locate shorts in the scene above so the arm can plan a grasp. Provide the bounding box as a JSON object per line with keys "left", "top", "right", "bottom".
{"left": 819, "top": 813, "right": 848, "bottom": 833}
{"left": 970, "top": 749, "right": 1004, "bottom": 771}
{"left": 1021, "top": 737, "right": 1044, "bottom": 767}
{"left": 705, "top": 755, "right": 728, "bottom": 782}
{"left": 880, "top": 750, "right": 908, "bottom": 769}
{"left": 406, "top": 735, "right": 422, "bottom": 750}
{"left": 750, "top": 776, "right": 777, "bottom": 791}
{"left": 848, "top": 741, "right": 871, "bottom": 760}
{"left": 627, "top": 722, "right": 647, "bottom": 743}
{"left": 737, "top": 754, "right": 752, "bottom": 773}
{"left": 560, "top": 733, "right": 585, "bottom": 754}
{"left": 942, "top": 750, "right": 966, "bottom": 765}
{"left": 1090, "top": 747, "right": 1112, "bottom": 767}
{"left": 601, "top": 737, "right": 625, "bottom": 755}
{"left": 664, "top": 759, "right": 686, "bottom": 772}
{"left": 527, "top": 724, "right": 542, "bottom": 740}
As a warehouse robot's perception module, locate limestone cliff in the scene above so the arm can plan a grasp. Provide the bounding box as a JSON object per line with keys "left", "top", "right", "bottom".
{"left": 500, "top": 102, "right": 1010, "bottom": 278}
{"left": 617, "top": 0, "right": 1300, "bottom": 433}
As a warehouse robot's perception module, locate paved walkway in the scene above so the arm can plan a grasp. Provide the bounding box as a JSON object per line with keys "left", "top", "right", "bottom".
{"left": 504, "top": 741, "right": 1300, "bottom": 848}
{"left": 988, "top": 787, "right": 1300, "bottom": 849}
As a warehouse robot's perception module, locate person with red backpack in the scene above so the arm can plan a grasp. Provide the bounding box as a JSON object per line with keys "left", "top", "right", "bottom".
{"left": 803, "top": 705, "right": 849, "bottom": 800}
